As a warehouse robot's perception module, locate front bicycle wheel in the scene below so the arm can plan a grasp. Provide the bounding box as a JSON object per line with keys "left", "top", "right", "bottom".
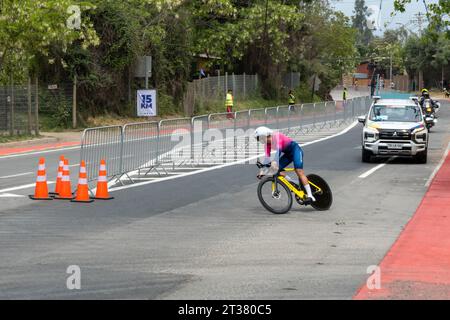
{"left": 257, "top": 177, "right": 293, "bottom": 214}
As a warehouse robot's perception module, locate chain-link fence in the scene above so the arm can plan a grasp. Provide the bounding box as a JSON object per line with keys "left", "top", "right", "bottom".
{"left": 183, "top": 73, "right": 259, "bottom": 116}
{"left": 0, "top": 81, "right": 38, "bottom": 136}
{"left": 38, "top": 82, "right": 74, "bottom": 130}
{"left": 183, "top": 72, "right": 301, "bottom": 116}
{"left": 0, "top": 79, "right": 74, "bottom": 136}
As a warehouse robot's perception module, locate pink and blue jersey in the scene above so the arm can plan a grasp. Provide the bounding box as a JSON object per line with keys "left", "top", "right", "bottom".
{"left": 265, "top": 132, "right": 293, "bottom": 158}
{"left": 264, "top": 132, "right": 304, "bottom": 170}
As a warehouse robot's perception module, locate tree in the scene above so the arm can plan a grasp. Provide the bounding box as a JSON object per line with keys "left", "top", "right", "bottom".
{"left": 301, "top": 5, "right": 358, "bottom": 95}
{"left": 53, "top": 0, "right": 192, "bottom": 115}
{"left": 189, "top": 0, "right": 356, "bottom": 98}
{"left": 401, "top": 29, "right": 450, "bottom": 88}
{"left": 0, "top": 0, "right": 98, "bottom": 83}
{"left": 0, "top": 0, "right": 360, "bottom": 118}
{"left": 394, "top": 0, "right": 450, "bottom": 38}
{"left": 366, "top": 30, "right": 407, "bottom": 79}
{"left": 352, "top": 0, "right": 374, "bottom": 55}
{"left": 189, "top": 0, "right": 308, "bottom": 97}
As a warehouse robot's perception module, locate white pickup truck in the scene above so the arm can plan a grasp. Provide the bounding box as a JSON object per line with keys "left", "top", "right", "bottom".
{"left": 358, "top": 98, "right": 430, "bottom": 164}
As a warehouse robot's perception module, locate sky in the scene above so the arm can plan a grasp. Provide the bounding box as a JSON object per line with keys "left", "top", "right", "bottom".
{"left": 330, "top": 0, "right": 440, "bottom": 35}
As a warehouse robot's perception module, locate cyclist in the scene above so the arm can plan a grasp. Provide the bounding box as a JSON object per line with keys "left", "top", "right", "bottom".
{"left": 254, "top": 126, "right": 316, "bottom": 203}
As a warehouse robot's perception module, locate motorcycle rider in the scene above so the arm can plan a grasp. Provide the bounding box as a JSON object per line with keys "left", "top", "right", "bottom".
{"left": 419, "top": 89, "right": 436, "bottom": 110}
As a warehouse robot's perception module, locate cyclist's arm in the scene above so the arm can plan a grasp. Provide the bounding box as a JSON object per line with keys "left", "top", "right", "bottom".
{"left": 262, "top": 141, "right": 271, "bottom": 165}
{"left": 264, "top": 136, "right": 281, "bottom": 166}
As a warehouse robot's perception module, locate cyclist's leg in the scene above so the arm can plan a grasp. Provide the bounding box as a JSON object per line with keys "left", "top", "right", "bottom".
{"left": 292, "top": 144, "right": 316, "bottom": 201}
{"left": 277, "top": 154, "right": 292, "bottom": 177}
{"left": 290, "top": 143, "right": 307, "bottom": 184}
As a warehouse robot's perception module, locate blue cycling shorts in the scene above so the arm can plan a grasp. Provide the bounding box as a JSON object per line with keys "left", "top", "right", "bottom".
{"left": 278, "top": 141, "right": 304, "bottom": 170}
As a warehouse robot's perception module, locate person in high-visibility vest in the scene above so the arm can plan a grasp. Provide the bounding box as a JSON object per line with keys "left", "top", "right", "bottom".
{"left": 343, "top": 87, "right": 348, "bottom": 101}
{"left": 288, "top": 90, "right": 295, "bottom": 106}
{"left": 226, "top": 89, "right": 234, "bottom": 119}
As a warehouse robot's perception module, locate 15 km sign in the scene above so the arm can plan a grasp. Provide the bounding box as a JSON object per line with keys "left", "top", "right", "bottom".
{"left": 137, "top": 89, "right": 157, "bottom": 117}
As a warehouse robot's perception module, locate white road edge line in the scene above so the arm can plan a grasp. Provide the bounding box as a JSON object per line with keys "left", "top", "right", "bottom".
{"left": 0, "top": 146, "right": 80, "bottom": 160}
{"left": 0, "top": 172, "right": 33, "bottom": 179}
{"left": 425, "top": 142, "right": 450, "bottom": 187}
{"left": 0, "top": 193, "right": 26, "bottom": 198}
{"left": 0, "top": 181, "right": 55, "bottom": 194}
{"left": 108, "top": 121, "right": 359, "bottom": 193}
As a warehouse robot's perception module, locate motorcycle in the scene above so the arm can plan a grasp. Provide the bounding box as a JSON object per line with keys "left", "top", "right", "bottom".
{"left": 422, "top": 99, "right": 438, "bottom": 130}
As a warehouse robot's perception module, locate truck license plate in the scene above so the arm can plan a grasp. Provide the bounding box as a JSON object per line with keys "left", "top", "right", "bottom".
{"left": 387, "top": 143, "right": 403, "bottom": 149}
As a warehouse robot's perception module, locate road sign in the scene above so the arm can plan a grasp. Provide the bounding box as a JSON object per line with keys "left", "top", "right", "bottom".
{"left": 134, "top": 56, "right": 152, "bottom": 89}
{"left": 137, "top": 89, "right": 157, "bottom": 117}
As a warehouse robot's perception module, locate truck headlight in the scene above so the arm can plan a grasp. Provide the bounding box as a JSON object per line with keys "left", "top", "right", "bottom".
{"left": 363, "top": 128, "right": 379, "bottom": 142}
{"left": 414, "top": 128, "right": 427, "bottom": 143}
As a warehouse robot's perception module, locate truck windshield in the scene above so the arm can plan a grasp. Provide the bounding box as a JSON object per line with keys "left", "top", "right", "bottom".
{"left": 369, "top": 105, "right": 422, "bottom": 122}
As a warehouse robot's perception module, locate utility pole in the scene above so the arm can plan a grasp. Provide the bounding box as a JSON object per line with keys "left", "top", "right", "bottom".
{"left": 311, "top": 75, "right": 316, "bottom": 100}
{"left": 389, "top": 51, "right": 393, "bottom": 85}
{"left": 414, "top": 13, "right": 425, "bottom": 35}
{"left": 72, "top": 74, "right": 77, "bottom": 129}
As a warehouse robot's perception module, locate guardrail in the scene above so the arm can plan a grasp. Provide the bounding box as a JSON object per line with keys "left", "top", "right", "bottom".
{"left": 80, "top": 96, "right": 373, "bottom": 183}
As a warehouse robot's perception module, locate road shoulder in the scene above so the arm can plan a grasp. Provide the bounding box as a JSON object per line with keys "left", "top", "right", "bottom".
{"left": 354, "top": 143, "right": 450, "bottom": 299}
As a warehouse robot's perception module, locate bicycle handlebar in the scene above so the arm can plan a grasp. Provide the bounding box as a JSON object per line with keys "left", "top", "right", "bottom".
{"left": 256, "top": 161, "right": 271, "bottom": 169}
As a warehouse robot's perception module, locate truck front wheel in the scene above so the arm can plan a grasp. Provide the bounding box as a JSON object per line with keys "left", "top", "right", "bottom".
{"left": 362, "top": 147, "right": 372, "bottom": 163}
{"left": 415, "top": 149, "right": 428, "bottom": 164}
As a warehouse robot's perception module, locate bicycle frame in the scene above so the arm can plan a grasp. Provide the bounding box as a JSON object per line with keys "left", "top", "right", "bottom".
{"left": 272, "top": 168, "right": 323, "bottom": 199}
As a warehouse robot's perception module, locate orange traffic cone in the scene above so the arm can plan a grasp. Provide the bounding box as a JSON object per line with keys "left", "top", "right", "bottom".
{"left": 92, "top": 159, "right": 114, "bottom": 200}
{"left": 50, "top": 155, "right": 64, "bottom": 197}
{"left": 29, "top": 158, "right": 53, "bottom": 200}
{"left": 71, "top": 161, "right": 94, "bottom": 203}
{"left": 54, "top": 159, "right": 73, "bottom": 200}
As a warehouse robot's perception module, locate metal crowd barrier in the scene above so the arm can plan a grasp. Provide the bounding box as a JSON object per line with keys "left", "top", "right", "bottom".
{"left": 158, "top": 118, "right": 191, "bottom": 165}
{"left": 122, "top": 121, "right": 159, "bottom": 176}
{"left": 80, "top": 125, "right": 123, "bottom": 182}
{"left": 80, "top": 96, "right": 374, "bottom": 183}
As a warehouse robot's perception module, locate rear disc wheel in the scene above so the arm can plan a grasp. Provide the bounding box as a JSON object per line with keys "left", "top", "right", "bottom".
{"left": 306, "top": 174, "right": 333, "bottom": 211}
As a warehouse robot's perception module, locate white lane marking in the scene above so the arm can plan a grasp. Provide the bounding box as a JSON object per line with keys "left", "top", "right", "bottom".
{"left": 108, "top": 121, "right": 359, "bottom": 193}
{"left": 0, "top": 146, "right": 80, "bottom": 160}
{"left": 0, "top": 172, "right": 33, "bottom": 179}
{"left": 0, "top": 193, "right": 26, "bottom": 198}
{"left": 0, "top": 181, "right": 55, "bottom": 194}
{"left": 425, "top": 142, "right": 450, "bottom": 187}
{"left": 358, "top": 163, "right": 387, "bottom": 179}
{"left": 68, "top": 164, "right": 80, "bottom": 168}
{"left": 358, "top": 156, "right": 396, "bottom": 179}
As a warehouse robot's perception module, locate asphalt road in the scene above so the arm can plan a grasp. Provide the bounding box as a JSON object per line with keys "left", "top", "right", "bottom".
{"left": 0, "top": 102, "right": 449, "bottom": 299}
